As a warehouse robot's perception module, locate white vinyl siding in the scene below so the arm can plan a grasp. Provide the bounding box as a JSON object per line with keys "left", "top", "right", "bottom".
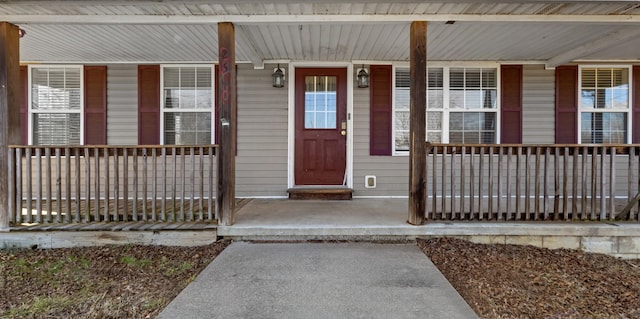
{"left": 161, "top": 65, "right": 214, "bottom": 145}
{"left": 29, "top": 65, "right": 83, "bottom": 145}
{"left": 578, "top": 66, "right": 631, "bottom": 144}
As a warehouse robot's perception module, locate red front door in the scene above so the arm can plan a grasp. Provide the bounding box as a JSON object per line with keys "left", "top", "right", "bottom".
{"left": 294, "top": 68, "right": 347, "bottom": 185}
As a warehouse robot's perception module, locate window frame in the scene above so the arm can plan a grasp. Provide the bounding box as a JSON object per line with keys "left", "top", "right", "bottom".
{"left": 159, "top": 64, "right": 216, "bottom": 145}
{"left": 28, "top": 64, "right": 85, "bottom": 146}
{"left": 392, "top": 62, "right": 501, "bottom": 155}
{"left": 577, "top": 64, "right": 632, "bottom": 144}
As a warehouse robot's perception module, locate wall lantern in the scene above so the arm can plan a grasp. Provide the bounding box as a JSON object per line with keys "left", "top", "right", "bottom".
{"left": 357, "top": 65, "right": 369, "bottom": 88}
{"left": 18, "top": 28, "right": 26, "bottom": 38}
{"left": 272, "top": 64, "right": 285, "bottom": 88}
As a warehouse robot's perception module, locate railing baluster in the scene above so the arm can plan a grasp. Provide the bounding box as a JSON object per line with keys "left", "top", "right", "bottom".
{"left": 162, "top": 147, "right": 167, "bottom": 221}
{"left": 55, "top": 148, "right": 62, "bottom": 223}
{"left": 628, "top": 146, "right": 634, "bottom": 221}
{"left": 600, "top": 146, "right": 606, "bottom": 220}
{"left": 515, "top": 146, "right": 521, "bottom": 220}
{"left": 172, "top": 147, "right": 177, "bottom": 222}
{"left": 432, "top": 147, "right": 438, "bottom": 219}
{"left": 488, "top": 146, "right": 494, "bottom": 219}
{"left": 581, "top": 146, "right": 587, "bottom": 220}
{"left": 25, "top": 148, "right": 32, "bottom": 223}
{"left": 534, "top": 147, "right": 541, "bottom": 220}
{"left": 84, "top": 148, "right": 90, "bottom": 222}
{"left": 114, "top": 148, "right": 120, "bottom": 221}
{"left": 563, "top": 147, "right": 569, "bottom": 219}
{"left": 104, "top": 147, "right": 110, "bottom": 222}
{"left": 497, "top": 146, "right": 503, "bottom": 220}
{"left": 36, "top": 147, "right": 42, "bottom": 223}
{"left": 152, "top": 148, "right": 158, "bottom": 222}
{"left": 609, "top": 147, "right": 615, "bottom": 221}
{"left": 524, "top": 146, "right": 530, "bottom": 220}
{"left": 572, "top": 146, "right": 578, "bottom": 220}
{"left": 94, "top": 148, "right": 100, "bottom": 221}
{"left": 190, "top": 147, "right": 195, "bottom": 222}
{"left": 460, "top": 146, "right": 466, "bottom": 220}
{"left": 591, "top": 147, "right": 597, "bottom": 220}
{"left": 553, "top": 147, "right": 560, "bottom": 220}
{"left": 543, "top": 147, "right": 550, "bottom": 220}
{"left": 8, "top": 148, "right": 14, "bottom": 226}
{"left": 470, "top": 146, "right": 475, "bottom": 219}
{"left": 133, "top": 148, "right": 139, "bottom": 221}
{"left": 506, "top": 146, "right": 512, "bottom": 220}
{"left": 180, "top": 147, "right": 186, "bottom": 222}
{"left": 64, "top": 147, "right": 70, "bottom": 223}
{"left": 441, "top": 146, "right": 447, "bottom": 217}
{"left": 15, "top": 148, "right": 22, "bottom": 223}
{"left": 75, "top": 148, "right": 81, "bottom": 222}
{"left": 450, "top": 147, "right": 456, "bottom": 220}
{"left": 142, "top": 148, "right": 148, "bottom": 221}
{"left": 479, "top": 146, "right": 485, "bottom": 220}
{"left": 199, "top": 147, "right": 204, "bottom": 221}
{"left": 123, "top": 148, "right": 129, "bottom": 221}
{"left": 45, "top": 147, "right": 52, "bottom": 223}
{"left": 208, "top": 146, "right": 214, "bottom": 221}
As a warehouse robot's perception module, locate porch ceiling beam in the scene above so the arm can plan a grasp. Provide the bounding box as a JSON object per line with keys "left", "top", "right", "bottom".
{"left": 4, "top": 0, "right": 640, "bottom": 4}
{"left": 545, "top": 27, "right": 640, "bottom": 68}
{"left": 235, "top": 25, "right": 264, "bottom": 69}
{"left": 4, "top": 14, "right": 640, "bottom": 25}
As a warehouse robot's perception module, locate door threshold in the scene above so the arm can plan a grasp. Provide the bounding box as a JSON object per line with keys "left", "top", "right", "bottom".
{"left": 287, "top": 187, "right": 353, "bottom": 200}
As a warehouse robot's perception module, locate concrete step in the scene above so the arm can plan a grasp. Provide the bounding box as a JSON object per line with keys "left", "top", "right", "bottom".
{"left": 287, "top": 187, "right": 353, "bottom": 200}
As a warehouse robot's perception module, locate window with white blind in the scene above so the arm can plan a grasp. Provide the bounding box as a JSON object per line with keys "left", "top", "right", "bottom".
{"left": 29, "top": 66, "right": 83, "bottom": 145}
{"left": 394, "top": 66, "right": 498, "bottom": 153}
{"left": 579, "top": 66, "right": 631, "bottom": 144}
{"left": 161, "top": 65, "right": 214, "bottom": 145}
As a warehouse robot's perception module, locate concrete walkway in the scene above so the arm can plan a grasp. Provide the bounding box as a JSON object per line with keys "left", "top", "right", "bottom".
{"left": 158, "top": 242, "right": 478, "bottom": 319}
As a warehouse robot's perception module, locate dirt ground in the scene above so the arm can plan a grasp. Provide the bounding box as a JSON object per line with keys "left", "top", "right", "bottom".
{"left": 418, "top": 237, "right": 640, "bottom": 319}
{"left": 0, "top": 240, "right": 230, "bottom": 319}
{"left": 2, "top": 238, "right": 640, "bottom": 319}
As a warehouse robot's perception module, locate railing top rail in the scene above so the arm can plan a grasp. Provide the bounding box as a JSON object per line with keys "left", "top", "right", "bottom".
{"left": 8, "top": 144, "right": 219, "bottom": 156}
{"left": 425, "top": 143, "right": 640, "bottom": 155}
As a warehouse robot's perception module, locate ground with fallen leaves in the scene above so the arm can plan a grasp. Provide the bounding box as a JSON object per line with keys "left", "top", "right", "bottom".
{"left": 0, "top": 240, "right": 230, "bottom": 319}
{"left": 418, "top": 237, "right": 640, "bottom": 319}
{"left": 2, "top": 238, "right": 640, "bottom": 318}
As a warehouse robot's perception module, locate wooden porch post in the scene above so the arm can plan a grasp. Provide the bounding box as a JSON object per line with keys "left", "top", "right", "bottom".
{"left": 0, "top": 22, "right": 20, "bottom": 230}
{"left": 217, "top": 22, "right": 237, "bottom": 226}
{"left": 408, "top": 21, "right": 427, "bottom": 225}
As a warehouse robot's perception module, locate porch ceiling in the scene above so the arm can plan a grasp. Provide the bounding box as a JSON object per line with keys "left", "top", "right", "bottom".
{"left": 4, "top": 1, "right": 640, "bottom": 66}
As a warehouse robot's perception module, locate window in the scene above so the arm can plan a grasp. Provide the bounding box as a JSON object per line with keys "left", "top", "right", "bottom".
{"left": 29, "top": 65, "right": 83, "bottom": 145}
{"left": 161, "top": 65, "right": 214, "bottom": 145}
{"left": 304, "top": 76, "right": 337, "bottom": 129}
{"left": 579, "top": 66, "right": 630, "bottom": 144}
{"left": 394, "top": 66, "right": 498, "bottom": 152}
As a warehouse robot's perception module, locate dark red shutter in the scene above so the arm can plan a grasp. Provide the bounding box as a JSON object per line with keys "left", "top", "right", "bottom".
{"left": 84, "top": 66, "right": 107, "bottom": 144}
{"left": 19, "top": 65, "right": 27, "bottom": 145}
{"left": 555, "top": 65, "right": 578, "bottom": 144}
{"left": 138, "top": 65, "right": 160, "bottom": 145}
{"left": 370, "top": 65, "right": 392, "bottom": 155}
{"left": 500, "top": 65, "right": 523, "bottom": 144}
{"left": 633, "top": 65, "right": 640, "bottom": 143}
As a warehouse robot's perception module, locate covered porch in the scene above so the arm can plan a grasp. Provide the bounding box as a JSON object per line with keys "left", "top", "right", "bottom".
{"left": 1, "top": 1, "right": 640, "bottom": 231}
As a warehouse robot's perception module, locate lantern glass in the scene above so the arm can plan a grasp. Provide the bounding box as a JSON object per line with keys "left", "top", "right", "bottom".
{"left": 357, "top": 68, "right": 369, "bottom": 88}
{"left": 272, "top": 66, "right": 285, "bottom": 88}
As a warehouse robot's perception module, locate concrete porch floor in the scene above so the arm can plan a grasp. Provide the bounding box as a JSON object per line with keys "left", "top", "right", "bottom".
{"left": 219, "top": 198, "right": 640, "bottom": 258}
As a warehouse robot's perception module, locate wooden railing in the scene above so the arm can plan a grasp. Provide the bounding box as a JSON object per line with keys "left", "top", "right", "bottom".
{"left": 425, "top": 143, "right": 640, "bottom": 221}
{"left": 7, "top": 145, "right": 218, "bottom": 225}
